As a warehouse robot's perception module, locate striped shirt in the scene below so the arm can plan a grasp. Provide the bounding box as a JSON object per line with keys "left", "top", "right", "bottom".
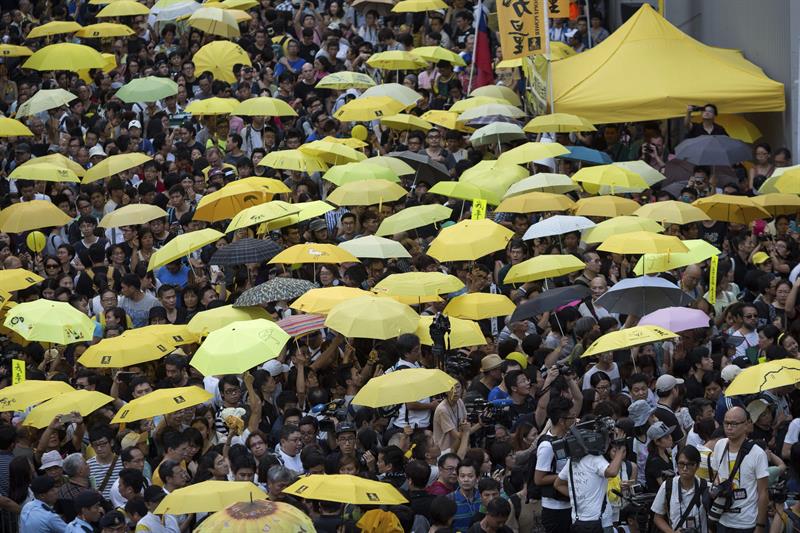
{"left": 87, "top": 456, "right": 123, "bottom": 500}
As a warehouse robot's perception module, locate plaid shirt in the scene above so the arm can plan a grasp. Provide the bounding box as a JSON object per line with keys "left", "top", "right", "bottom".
{"left": 275, "top": 0, "right": 294, "bottom": 12}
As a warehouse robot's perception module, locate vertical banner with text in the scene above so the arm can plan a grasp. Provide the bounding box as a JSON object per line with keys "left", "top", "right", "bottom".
{"left": 12, "top": 359, "right": 24, "bottom": 385}
{"left": 497, "top": 0, "right": 545, "bottom": 60}
{"left": 547, "top": 0, "right": 569, "bottom": 17}
{"left": 708, "top": 255, "right": 719, "bottom": 305}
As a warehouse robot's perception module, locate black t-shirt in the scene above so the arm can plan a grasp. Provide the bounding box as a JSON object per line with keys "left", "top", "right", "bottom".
{"left": 407, "top": 489, "right": 435, "bottom": 520}
{"left": 645, "top": 452, "right": 673, "bottom": 492}
{"left": 298, "top": 42, "right": 320, "bottom": 63}
{"left": 687, "top": 122, "right": 728, "bottom": 139}
{"left": 684, "top": 374, "right": 704, "bottom": 400}
{"left": 467, "top": 378, "right": 491, "bottom": 400}
{"left": 467, "top": 522, "right": 513, "bottom": 533}
{"left": 653, "top": 403, "right": 685, "bottom": 443}
{"left": 698, "top": 221, "right": 727, "bottom": 250}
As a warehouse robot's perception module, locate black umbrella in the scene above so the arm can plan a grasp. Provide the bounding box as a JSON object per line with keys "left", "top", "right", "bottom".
{"left": 674, "top": 135, "right": 751, "bottom": 166}
{"left": 234, "top": 278, "right": 317, "bottom": 307}
{"left": 210, "top": 238, "right": 282, "bottom": 266}
{"left": 594, "top": 276, "right": 695, "bottom": 317}
{"left": 510, "top": 285, "right": 590, "bottom": 322}
{"left": 388, "top": 151, "right": 450, "bottom": 185}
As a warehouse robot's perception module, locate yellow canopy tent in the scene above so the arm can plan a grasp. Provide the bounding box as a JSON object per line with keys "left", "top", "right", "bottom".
{"left": 551, "top": 4, "right": 784, "bottom": 123}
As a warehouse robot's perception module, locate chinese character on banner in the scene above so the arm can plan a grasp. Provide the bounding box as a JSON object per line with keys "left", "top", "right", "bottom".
{"left": 548, "top": 0, "right": 569, "bottom": 17}
{"left": 12, "top": 359, "right": 24, "bottom": 385}
{"left": 498, "top": 0, "right": 545, "bottom": 60}
{"left": 708, "top": 255, "right": 719, "bottom": 304}
{"left": 471, "top": 199, "right": 487, "bottom": 220}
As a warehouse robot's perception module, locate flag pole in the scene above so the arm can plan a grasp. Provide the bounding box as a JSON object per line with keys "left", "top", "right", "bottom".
{"left": 544, "top": 0, "right": 554, "bottom": 113}
{"left": 467, "top": 0, "right": 482, "bottom": 94}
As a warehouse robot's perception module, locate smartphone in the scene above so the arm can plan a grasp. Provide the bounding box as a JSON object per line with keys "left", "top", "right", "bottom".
{"left": 58, "top": 413, "right": 78, "bottom": 425}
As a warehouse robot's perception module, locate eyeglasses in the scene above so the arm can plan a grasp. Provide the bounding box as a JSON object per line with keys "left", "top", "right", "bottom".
{"left": 677, "top": 462, "right": 697, "bottom": 469}
{"left": 743, "top": 313, "right": 758, "bottom": 318}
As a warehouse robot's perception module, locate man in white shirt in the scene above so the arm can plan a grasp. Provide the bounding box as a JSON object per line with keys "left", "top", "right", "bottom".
{"left": 731, "top": 304, "right": 760, "bottom": 360}
{"left": 385, "top": 334, "right": 439, "bottom": 430}
{"left": 275, "top": 425, "right": 304, "bottom": 474}
{"left": 534, "top": 397, "right": 575, "bottom": 533}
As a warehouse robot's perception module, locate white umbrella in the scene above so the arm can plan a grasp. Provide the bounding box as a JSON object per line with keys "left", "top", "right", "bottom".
{"left": 503, "top": 173, "right": 580, "bottom": 197}
{"left": 522, "top": 215, "right": 596, "bottom": 240}
{"left": 469, "top": 122, "right": 526, "bottom": 149}
{"left": 152, "top": 0, "right": 200, "bottom": 21}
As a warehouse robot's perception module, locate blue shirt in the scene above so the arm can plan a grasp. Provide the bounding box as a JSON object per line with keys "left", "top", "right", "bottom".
{"left": 65, "top": 516, "right": 94, "bottom": 533}
{"left": 488, "top": 386, "right": 509, "bottom": 402}
{"left": 449, "top": 488, "right": 481, "bottom": 529}
{"left": 155, "top": 265, "right": 190, "bottom": 288}
{"left": 20, "top": 499, "right": 67, "bottom": 533}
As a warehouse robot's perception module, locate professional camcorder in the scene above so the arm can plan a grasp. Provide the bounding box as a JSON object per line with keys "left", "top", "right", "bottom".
{"left": 552, "top": 416, "right": 623, "bottom": 461}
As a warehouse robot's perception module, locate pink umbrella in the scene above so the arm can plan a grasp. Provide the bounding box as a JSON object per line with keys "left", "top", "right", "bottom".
{"left": 637, "top": 307, "right": 710, "bottom": 332}
{"left": 278, "top": 314, "right": 326, "bottom": 337}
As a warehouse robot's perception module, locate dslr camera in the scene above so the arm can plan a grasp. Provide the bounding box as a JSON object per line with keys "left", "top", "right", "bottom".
{"left": 310, "top": 399, "right": 348, "bottom": 433}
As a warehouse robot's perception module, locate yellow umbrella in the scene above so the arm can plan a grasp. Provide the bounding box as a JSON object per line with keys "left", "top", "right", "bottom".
{"left": 444, "top": 293, "right": 515, "bottom": 320}
{"left": 325, "top": 295, "right": 418, "bottom": 339}
{"left": 225, "top": 201, "right": 300, "bottom": 232}
{"left": 322, "top": 136, "right": 368, "bottom": 149}
{"left": 77, "top": 332, "right": 176, "bottom": 369}
{"left": 376, "top": 204, "right": 452, "bottom": 236}
{"left": 191, "top": 319, "right": 290, "bottom": 376}
{"left": 333, "top": 96, "right": 406, "bottom": 122}
{"left": 0, "top": 44, "right": 33, "bottom": 58}
{"left": 428, "top": 219, "right": 513, "bottom": 262}
{"left": 380, "top": 114, "right": 432, "bottom": 132}
{"left": 155, "top": 481, "right": 267, "bottom": 515}
{"left": 498, "top": 142, "right": 569, "bottom": 165}
{"left": 188, "top": 305, "right": 271, "bottom": 335}
{"left": 77, "top": 53, "right": 116, "bottom": 84}
{"left": 97, "top": 0, "right": 150, "bottom": 16}
{"left": 148, "top": 229, "right": 225, "bottom": 271}
{"left": 259, "top": 149, "right": 328, "bottom": 173}
{"left": 352, "top": 368, "right": 454, "bottom": 407}
{"left": 291, "top": 287, "right": 370, "bottom": 315}
{"left": 450, "top": 96, "right": 511, "bottom": 113}
{"left": 411, "top": 46, "right": 466, "bottom": 66}
{"left": 582, "top": 216, "right": 665, "bottom": 243}
{"left": 0, "top": 200, "right": 72, "bottom": 233}
{"left": 0, "top": 380, "right": 75, "bottom": 412}
{"left": 503, "top": 173, "right": 579, "bottom": 196}
{"left": 693, "top": 194, "right": 770, "bottom": 224}
{"left": 299, "top": 140, "right": 366, "bottom": 165}
{"left": 322, "top": 162, "right": 399, "bottom": 187}
{"left": 188, "top": 6, "right": 240, "bottom": 37}
{"left": 461, "top": 160, "right": 528, "bottom": 182}
{"left": 259, "top": 200, "right": 334, "bottom": 232}
{"left": 524, "top": 113, "right": 596, "bottom": 133}
{"left": 112, "top": 386, "right": 212, "bottom": 423}
{"left": 317, "top": 71, "right": 376, "bottom": 89}
{"left": 27, "top": 21, "right": 81, "bottom": 39}
{"left": 505, "top": 254, "right": 585, "bottom": 283}
{"left": 367, "top": 156, "right": 416, "bottom": 176}
{"left": 83, "top": 153, "right": 152, "bottom": 184}
{"left": 24, "top": 390, "right": 113, "bottom": 429}
{"left": 458, "top": 103, "right": 525, "bottom": 123}
{"left": 572, "top": 164, "right": 648, "bottom": 192}
{"left": 16, "top": 88, "right": 77, "bottom": 117}
{"left": 392, "top": 0, "right": 446, "bottom": 11}
{"left": 4, "top": 299, "right": 96, "bottom": 344}
{"left": 633, "top": 200, "right": 710, "bottom": 225}
{"left": 428, "top": 181, "right": 500, "bottom": 205}
{"left": 379, "top": 293, "right": 443, "bottom": 306}
{"left": 470, "top": 85, "right": 521, "bottom": 106}
{"left": 420, "top": 110, "right": 474, "bottom": 132}
{"left": 327, "top": 180, "right": 407, "bottom": 206}
{"left": 724, "top": 359, "right": 800, "bottom": 396}
{"left": 496, "top": 191, "right": 575, "bottom": 213}
{"left": 222, "top": 0, "right": 259, "bottom": 8}
{"left": 0, "top": 269, "right": 43, "bottom": 292}
{"left": 185, "top": 97, "right": 239, "bottom": 116}
{"left": 284, "top": 474, "right": 407, "bottom": 505}
{"left": 751, "top": 193, "right": 800, "bottom": 216}
{"left": 632, "top": 240, "right": 721, "bottom": 276}
{"left": 692, "top": 114, "right": 762, "bottom": 144}
{"left": 269, "top": 243, "right": 358, "bottom": 265}
{"left": 374, "top": 272, "right": 464, "bottom": 297}
{"left": 572, "top": 196, "right": 640, "bottom": 217}
{"left": 598, "top": 231, "right": 689, "bottom": 255}
{"left": 582, "top": 326, "right": 678, "bottom": 358}
{"left": 193, "top": 41, "right": 251, "bottom": 84}
{"left": 237, "top": 176, "right": 291, "bottom": 194}
{"left": 760, "top": 169, "right": 800, "bottom": 194}
{"left": 75, "top": 22, "right": 134, "bottom": 38}
{"left": 363, "top": 83, "right": 423, "bottom": 107}
{"left": 195, "top": 500, "right": 315, "bottom": 533}
{"left": 367, "top": 50, "right": 427, "bottom": 70}
{"left": 496, "top": 57, "right": 524, "bottom": 69}
{"left": 338, "top": 235, "right": 411, "bottom": 259}
{"left": 8, "top": 162, "right": 81, "bottom": 183}
{"left": 99, "top": 204, "right": 167, "bottom": 228}
{"left": 416, "top": 315, "right": 484, "bottom": 349}
{"left": 233, "top": 96, "right": 297, "bottom": 117}
{"left": 35, "top": 154, "right": 87, "bottom": 177}
{"left": 0, "top": 117, "right": 33, "bottom": 137}
{"left": 194, "top": 182, "right": 274, "bottom": 223}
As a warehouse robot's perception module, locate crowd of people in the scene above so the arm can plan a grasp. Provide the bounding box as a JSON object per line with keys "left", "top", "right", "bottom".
{"left": 0, "top": 0, "right": 797, "bottom": 532}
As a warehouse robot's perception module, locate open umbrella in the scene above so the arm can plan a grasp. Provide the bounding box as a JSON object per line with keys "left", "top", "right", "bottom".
{"left": 470, "top": 85, "right": 521, "bottom": 105}
{"left": 638, "top": 307, "right": 711, "bottom": 332}
{"left": 411, "top": 46, "right": 466, "bottom": 66}
{"left": 192, "top": 41, "right": 251, "bottom": 84}
{"left": 374, "top": 272, "right": 464, "bottom": 297}
{"left": 210, "top": 238, "right": 282, "bottom": 266}
{"left": 0, "top": 200, "right": 72, "bottom": 233}
{"left": 559, "top": 146, "right": 613, "bottom": 164}
{"left": 0, "top": 45, "right": 33, "bottom": 58}
{"left": 582, "top": 216, "right": 665, "bottom": 244}
{"left": 458, "top": 103, "right": 525, "bottom": 123}
{"left": 191, "top": 319, "right": 290, "bottom": 376}
{"left": 582, "top": 326, "right": 678, "bottom": 358}
{"left": 24, "top": 390, "right": 113, "bottom": 429}
{"left": 352, "top": 368, "right": 455, "bottom": 407}
{"left": 632, "top": 240, "right": 721, "bottom": 276}
{"left": 510, "top": 285, "right": 590, "bottom": 322}
{"left": 388, "top": 151, "right": 451, "bottom": 184}
{"left": 363, "top": 83, "right": 423, "bottom": 107}
{"left": 325, "top": 295, "right": 418, "bottom": 339}
{"left": 234, "top": 278, "right": 317, "bottom": 306}
{"left": 322, "top": 162, "right": 400, "bottom": 187}
{"left": 333, "top": 96, "right": 406, "bottom": 121}
{"left": 155, "top": 481, "right": 267, "bottom": 515}
{"left": 327, "top": 180, "right": 407, "bottom": 207}
{"left": 187, "top": 305, "right": 271, "bottom": 335}
{"left": 269, "top": 243, "right": 358, "bottom": 265}
{"left": 233, "top": 97, "right": 297, "bottom": 117}
{"left": 285, "top": 474, "right": 408, "bottom": 506}
{"left": 0, "top": 269, "right": 43, "bottom": 292}
{"left": 674, "top": 135, "right": 752, "bottom": 166}
{"left": 417, "top": 316, "right": 484, "bottom": 348}
{"left": 427, "top": 219, "right": 513, "bottom": 262}
{"left": 75, "top": 22, "right": 134, "bottom": 38}
{"left": 367, "top": 50, "right": 427, "bottom": 70}
{"left": 189, "top": 6, "right": 241, "bottom": 37}
{"left": 8, "top": 162, "right": 80, "bottom": 183}
{"left": 278, "top": 314, "right": 326, "bottom": 337}
{"left": 572, "top": 164, "right": 648, "bottom": 193}
{"left": 505, "top": 255, "right": 585, "bottom": 283}
{"left": 725, "top": 359, "right": 800, "bottom": 396}
{"left": 380, "top": 114, "right": 432, "bottom": 132}
{"left": 194, "top": 182, "right": 275, "bottom": 223}
{"left": 27, "top": 21, "right": 82, "bottom": 39}
{"left": 524, "top": 113, "right": 596, "bottom": 133}
{"left": 522, "top": 215, "right": 595, "bottom": 240}
{"left": 392, "top": 0, "right": 447, "bottom": 11}
{"left": 112, "top": 386, "right": 212, "bottom": 423}
{"left": 504, "top": 173, "right": 580, "bottom": 196}
{"left": 572, "top": 196, "right": 640, "bottom": 217}
{"left": 376, "top": 204, "right": 452, "bottom": 236}
{"left": 317, "top": 71, "right": 376, "bottom": 89}
{"left": 16, "top": 89, "right": 76, "bottom": 117}
{"left": 291, "top": 287, "right": 370, "bottom": 315}
{"left": 83, "top": 153, "right": 152, "bottom": 183}
{"left": 260, "top": 201, "right": 335, "bottom": 231}
{"left": 759, "top": 170, "right": 800, "bottom": 195}
{"left": 595, "top": 276, "right": 695, "bottom": 316}
{"left": 339, "top": 236, "right": 411, "bottom": 259}
{"left": 469, "top": 123, "right": 526, "bottom": 148}
{"left": 693, "top": 194, "right": 770, "bottom": 224}
{"left": 185, "top": 97, "right": 238, "bottom": 116}
{"left": 0, "top": 117, "right": 33, "bottom": 137}
{"left": 99, "top": 205, "right": 167, "bottom": 228}
{"left": 0, "top": 380, "right": 74, "bottom": 412}
{"left": 598, "top": 231, "right": 688, "bottom": 255}
{"left": 496, "top": 192, "right": 575, "bottom": 213}
{"left": 153, "top": 0, "right": 201, "bottom": 21}
{"left": 751, "top": 193, "right": 800, "bottom": 216}
{"left": 195, "top": 500, "right": 315, "bottom": 533}
{"left": 300, "top": 140, "right": 366, "bottom": 164}
{"left": 225, "top": 200, "right": 300, "bottom": 233}
{"left": 115, "top": 77, "right": 178, "bottom": 103}
{"left": 148, "top": 229, "right": 224, "bottom": 271}
{"left": 78, "top": 331, "right": 177, "bottom": 368}
{"left": 444, "top": 293, "right": 515, "bottom": 320}
{"left": 260, "top": 149, "right": 328, "bottom": 173}
{"left": 97, "top": 0, "right": 150, "bottom": 16}
{"left": 420, "top": 110, "right": 474, "bottom": 133}
{"left": 634, "top": 200, "right": 710, "bottom": 225}
{"left": 24, "top": 43, "right": 105, "bottom": 72}
{"left": 498, "top": 142, "right": 569, "bottom": 165}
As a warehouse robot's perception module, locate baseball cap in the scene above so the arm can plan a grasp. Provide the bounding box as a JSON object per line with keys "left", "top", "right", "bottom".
{"left": 628, "top": 399, "right": 655, "bottom": 427}
{"left": 99, "top": 510, "right": 126, "bottom": 529}
{"left": 646, "top": 421, "right": 674, "bottom": 441}
{"left": 128, "top": 120, "right": 142, "bottom": 130}
{"left": 39, "top": 450, "right": 64, "bottom": 471}
{"left": 143, "top": 486, "right": 167, "bottom": 504}
{"left": 480, "top": 354, "right": 503, "bottom": 372}
{"left": 335, "top": 422, "right": 356, "bottom": 436}
{"left": 309, "top": 219, "right": 327, "bottom": 233}
{"left": 74, "top": 490, "right": 103, "bottom": 511}
{"left": 746, "top": 398, "right": 770, "bottom": 422}
{"left": 15, "top": 142, "right": 30, "bottom": 153}
{"left": 752, "top": 251, "right": 770, "bottom": 265}
{"left": 721, "top": 364, "right": 743, "bottom": 384}
{"left": 655, "top": 374, "right": 684, "bottom": 393}
{"left": 30, "top": 475, "right": 55, "bottom": 495}
{"left": 505, "top": 352, "right": 527, "bottom": 370}
{"left": 88, "top": 145, "right": 107, "bottom": 158}
{"left": 262, "top": 359, "right": 290, "bottom": 377}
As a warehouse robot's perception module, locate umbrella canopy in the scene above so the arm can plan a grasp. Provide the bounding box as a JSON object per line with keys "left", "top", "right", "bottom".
{"left": 333, "top": 96, "right": 406, "bottom": 121}
{"left": 188, "top": 6, "right": 241, "bottom": 37}
{"left": 632, "top": 240, "right": 721, "bottom": 275}
{"left": 388, "top": 150, "right": 451, "bottom": 184}
{"left": 291, "top": 287, "right": 370, "bottom": 315}
{"left": 3, "top": 299, "right": 95, "bottom": 345}
{"left": 367, "top": 50, "right": 427, "bottom": 70}
{"left": 582, "top": 216, "right": 665, "bottom": 244}
{"left": 97, "top": 0, "right": 150, "bottom": 16}
{"left": 339, "top": 235, "right": 411, "bottom": 259}
{"left": 638, "top": 307, "right": 711, "bottom": 332}
{"left": 504, "top": 173, "right": 580, "bottom": 196}
{"left": 582, "top": 326, "right": 678, "bottom": 358}
{"left": 23, "top": 43, "right": 104, "bottom": 72}
{"left": 299, "top": 140, "right": 366, "bottom": 165}
{"left": 155, "top": 481, "right": 267, "bottom": 515}
{"left": 24, "top": 390, "right": 113, "bottom": 428}
{"left": 595, "top": 276, "right": 695, "bottom": 316}
{"left": 524, "top": 113, "right": 596, "bottom": 133}
{"left": 376, "top": 204, "right": 452, "bottom": 236}
{"left": 498, "top": 142, "right": 570, "bottom": 165}
{"left": 0, "top": 45, "right": 33, "bottom": 58}
{"left": 191, "top": 319, "right": 290, "bottom": 376}
{"left": 83, "top": 153, "right": 152, "bottom": 184}
{"left": 411, "top": 46, "right": 466, "bottom": 66}
{"left": 674, "top": 135, "right": 752, "bottom": 166}
{"left": 374, "top": 272, "right": 464, "bottom": 297}
{"left": 16, "top": 89, "right": 77, "bottom": 117}
{"left": 0, "top": 200, "right": 72, "bottom": 233}
{"left": 78, "top": 331, "right": 177, "bottom": 368}
{"left": 392, "top": 0, "right": 447, "bottom": 11}
{"left": 148, "top": 229, "right": 224, "bottom": 271}
{"left": 269, "top": 243, "right": 358, "bottom": 265}
{"left": 325, "top": 295, "right": 418, "bottom": 339}
{"left": 185, "top": 97, "right": 238, "bottom": 116}
{"left": 192, "top": 41, "right": 251, "bottom": 83}
{"left": 693, "top": 194, "right": 770, "bottom": 224}
{"left": 260, "top": 149, "right": 328, "bottom": 173}
{"left": 634, "top": 200, "right": 710, "bottom": 225}
{"left": 233, "top": 96, "right": 297, "bottom": 117}
{"left": 210, "top": 238, "right": 282, "bottom": 266}
{"left": 8, "top": 162, "right": 80, "bottom": 183}
{"left": 459, "top": 103, "right": 525, "bottom": 123}
{"left": 99, "top": 204, "right": 167, "bottom": 228}
{"left": 559, "top": 145, "right": 613, "bottom": 164}
{"left": 34, "top": 154, "right": 86, "bottom": 176}
{"left": 470, "top": 85, "right": 521, "bottom": 106}
{"left": 352, "top": 368, "right": 456, "bottom": 407}
{"left": 278, "top": 314, "right": 326, "bottom": 337}
{"left": 469, "top": 123, "right": 526, "bottom": 147}
{"left": 597, "top": 230, "right": 687, "bottom": 255}
{"left": 0, "top": 380, "right": 75, "bottom": 412}
{"left": 505, "top": 255, "right": 586, "bottom": 283}
{"left": 187, "top": 305, "right": 271, "bottom": 335}
{"left": 284, "top": 474, "right": 408, "bottom": 505}
{"left": 112, "top": 386, "right": 212, "bottom": 423}
{"left": 420, "top": 110, "right": 474, "bottom": 132}
{"left": 317, "top": 71, "right": 376, "bottom": 89}
{"left": 260, "top": 200, "right": 335, "bottom": 231}
{"left": 417, "top": 316, "right": 484, "bottom": 348}
{"left": 572, "top": 195, "right": 640, "bottom": 217}
{"left": 428, "top": 180, "right": 500, "bottom": 206}
{"left": 751, "top": 193, "right": 800, "bottom": 216}
{"left": 153, "top": 0, "right": 201, "bottom": 21}
{"left": 0, "top": 269, "right": 43, "bottom": 292}
{"left": 75, "top": 22, "right": 134, "bottom": 38}
{"left": 0, "top": 117, "right": 33, "bottom": 136}
{"left": 223, "top": 199, "right": 303, "bottom": 231}
{"left": 363, "top": 83, "right": 423, "bottom": 107}
{"left": 322, "top": 162, "right": 400, "bottom": 187}
{"left": 327, "top": 180, "right": 407, "bottom": 207}
{"left": 428, "top": 219, "right": 514, "bottom": 262}
{"left": 194, "top": 182, "right": 276, "bottom": 223}
{"left": 195, "top": 500, "right": 315, "bottom": 533}
{"left": 586, "top": 160, "right": 667, "bottom": 195}
{"left": 523, "top": 215, "right": 595, "bottom": 240}
{"left": 725, "top": 359, "right": 800, "bottom": 396}
{"left": 27, "top": 21, "right": 82, "bottom": 39}
{"left": 496, "top": 192, "right": 575, "bottom": 214}
{"left": 444, "top": 293, "right": 516, "bottom": 320}
{"left": 115, "top": 76, "right": 178, "bottom": 103}
{"left": 759, "top": 170, "right": 800, "bottom": 194}
{"left": 380, "top": 114, "right": 433, "bottom": 132}
{"left": 510, "top": 285, "right": 590, "bottom": 322}
{"left": 234, "top": 278, "right": 317, "bottom": 306}
{"left": 572, "top": 164, "right": 649, "bottom": 192}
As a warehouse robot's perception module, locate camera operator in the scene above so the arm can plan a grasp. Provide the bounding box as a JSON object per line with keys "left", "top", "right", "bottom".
{"left": 535, "top": 396, "right": 575, "bottom": 533}
{"left": 651, "top": 445, "right": 708, "bottom": 533}
{"left": 710, "top": 406, "right": 769, "bottom": 533}
{"left": 554, "top": 427, "right": 627, "bottom": 533}
{"left": 504, "top": 370, "right": 536, "bottom": 424}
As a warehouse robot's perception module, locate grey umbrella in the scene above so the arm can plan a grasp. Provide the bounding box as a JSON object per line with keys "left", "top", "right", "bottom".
{"left": 210, "top": 238, "right": 282, "bottom": 266}
{"left": 234, "top": 278, "right": 317, "bottom": 307}
{"left": 674, "top": 135, "right": 752, "bottom": 166}
{"left": 388, "top": 151, "right": 450, "bottom": 185}
{"left": 595, "top": 276, "right": 694, "bottom": 317}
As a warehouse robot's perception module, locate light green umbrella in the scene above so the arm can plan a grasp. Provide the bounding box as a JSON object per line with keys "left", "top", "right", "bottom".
{"left": 338, "top": 236, "right": 411, "bottom": 259}
{"left": 376, "top": 204, "right": 452, "bottom": 236}
{"left": 16, "top": 89, "right": 76, "bottom": 117}
{"left": 322, "top": 162, "right": 400, "bottom": 187}
{"left": 468, "top": 122, "right": 526, "bottom": 149}
{"left": 116, "top": 76, "right": 178, "bottom": 103}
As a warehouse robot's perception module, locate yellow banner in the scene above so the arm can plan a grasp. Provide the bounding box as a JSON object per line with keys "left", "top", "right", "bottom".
{"left": 498, "top": 0, "right": 545, "bottom": 60}
{"left": 547, "top": 0, "right": 569, "bottom": 17}
{"left": 471, "top": 199, "right": 487, "bottom": 220}
{"left": 708, "top": 255, "right": 718, "bottom": 304}
{"left": 12, "top": 359, "right": 24, "bottom": 385}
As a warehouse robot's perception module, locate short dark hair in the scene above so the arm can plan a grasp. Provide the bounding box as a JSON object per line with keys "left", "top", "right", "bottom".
{"left": 118, "top": 468, "right": 145, "bottom": 493}
{"left": 280, "top": 424, "right": 300, "bottom": 442}
{"left": 405, "top": 460, "right": 431, "bottom": 488}
{"left": 486, "top": 496, "right": 511, "bottom": 518}
{"left": 158, "top": 460, "right": 180, "bottom": 483}
{"left": 430, "top": 495, "right": 457, "bottom": 525}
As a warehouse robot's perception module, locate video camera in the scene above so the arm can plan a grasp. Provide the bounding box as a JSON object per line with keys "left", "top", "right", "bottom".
{"left": 465, "top": 397, "right": 513, "bottom": 440}
{"left": 552, "top": 416, "right": 622, "bottom": 461}
{"left": 310, "top": 399, "right": 347, "bottom": 433}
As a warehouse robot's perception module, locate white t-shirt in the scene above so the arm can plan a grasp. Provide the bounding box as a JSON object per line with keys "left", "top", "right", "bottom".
{"left": 557, "top": 454, "right": 610, "bottom": 522}
{"left": 686, "top": 428, "right": 703, "bottom": 449}
{"left": 785, "top": 419, "right": 800, "bottom": 447}
{"left": 731, "top": 330, "right": 758, "bottom": 358}
{"left": 711, "top": 438, "right": 769, "bottom": 529}
{"left": 650, "top": 477, "right": 707, "bottom": 532}
{"left": 536, "top": 433, "right": 570, "bottom": 510}
{"left": 582, "top": 363, "right": 621, "bottom": 392}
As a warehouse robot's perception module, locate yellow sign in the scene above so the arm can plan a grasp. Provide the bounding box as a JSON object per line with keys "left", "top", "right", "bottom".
{"left": 547, "top": 0, "right": 569, "bottom": 17}
{"left": 708, "top": 255, "right": 718, "bottom": 304}
{"left": 12, "top": 359, "right": 24, "bottom": 385}
{"left": 471, "top": 199, "right": 487, "bottom": 220}
{"left": 498, "top": 0, "right": 545, "bottom": 60}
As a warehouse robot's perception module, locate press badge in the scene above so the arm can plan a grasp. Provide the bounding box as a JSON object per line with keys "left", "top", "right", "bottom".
{"left": 733, "top": 489, "right": 747, "bottom": 500}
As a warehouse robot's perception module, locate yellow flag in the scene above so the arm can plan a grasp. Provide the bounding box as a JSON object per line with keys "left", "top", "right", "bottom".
{"left": 472, "top": 199, "right": 487, "bottom": 220}
{"left": 12, "top": 359, "right": 24, "bottom": 385}
{"left": 708, "top": 255, "right": 718, "bottom": 304}
{"left": 498, "top": 0, "right": 545, "bottom": 60}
